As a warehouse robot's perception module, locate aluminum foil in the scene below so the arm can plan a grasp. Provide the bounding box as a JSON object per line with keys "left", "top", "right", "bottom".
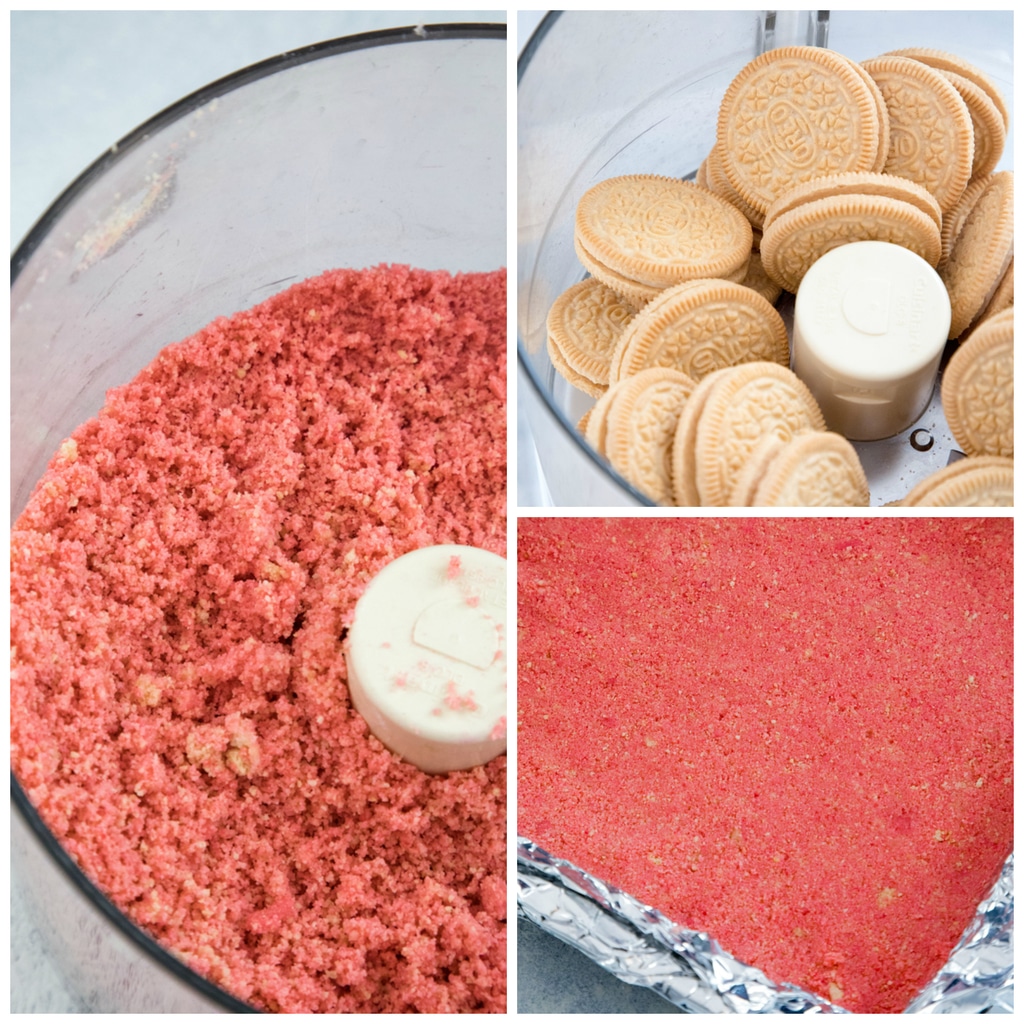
{"left": 518, "top": 838, "right": 1013, "bottom": 1014}
{"left": 904, "top": 853, "right": 1013, "bottom": 1014}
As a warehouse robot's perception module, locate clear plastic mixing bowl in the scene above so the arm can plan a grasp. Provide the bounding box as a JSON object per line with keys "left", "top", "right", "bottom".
{"left": 11, "top": 23, "right": 505, "bottom": 1012}
{"left": 517, "top": 10, "right": 1012, "bottom": 507}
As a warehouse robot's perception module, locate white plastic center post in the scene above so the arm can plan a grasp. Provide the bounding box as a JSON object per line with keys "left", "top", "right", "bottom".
{"left": 791, "top": 241, "right": 951, "bottom": 441}
{"left": 344, "top": 544, "right": 507, "bottom": 774}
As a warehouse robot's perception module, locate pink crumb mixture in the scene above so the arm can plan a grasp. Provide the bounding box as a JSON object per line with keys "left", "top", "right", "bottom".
{"left": 517, "top": 517, "right": 1012, "bottom": 1014}
{"left": 11, "top": 264, "right": 507, "bottom": 1013}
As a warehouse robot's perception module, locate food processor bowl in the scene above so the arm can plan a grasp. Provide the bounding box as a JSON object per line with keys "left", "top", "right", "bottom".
{"left": 11, "top": 23, "right": 505, "bottom": 1012}
{"left": 517, "top": 10, "right": 1012, "bottom": 507}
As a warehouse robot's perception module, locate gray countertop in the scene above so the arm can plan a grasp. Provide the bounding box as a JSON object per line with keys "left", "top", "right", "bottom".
{"left": 517, "top": 918, "right": 681, "bottom": 1014}
{"left": 10, "top": 12, "right": 505, "bottom": 1012}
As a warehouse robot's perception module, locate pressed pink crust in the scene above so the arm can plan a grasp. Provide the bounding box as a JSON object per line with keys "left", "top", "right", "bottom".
{"left": 518, "top": 517, "right": 1012, "bottom": 1013}
{"left": 12, "top": 265, "right": 507, "bottom": 1013}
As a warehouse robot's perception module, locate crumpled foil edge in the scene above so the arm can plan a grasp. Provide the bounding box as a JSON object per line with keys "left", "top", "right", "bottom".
{"left": 517, "top": 837, "right": 1013, "bottom": 1014}
{"left": 904, "top": 852, "right": 1013, "bottom": 1014}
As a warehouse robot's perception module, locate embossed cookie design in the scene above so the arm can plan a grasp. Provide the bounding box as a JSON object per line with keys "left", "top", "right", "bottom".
{"left": 897, "top": 455, "right": 1014, "bottom": 506}
{"left": 886, "top": 47, "right": 1010, "bottom": 131}
{"left": 547, "top": 278, "right": 637, "bottom": 396}
{"left": 861, "top": 55, "right": 973, "bottom": 214}
{"left": 941, "top": 308, "right": 1013, "bottom": 458}
{"left": 703, "top": 142, "right": 766, "bottom": 229}
{"left": 938, "top": 173, "right": 992, "bottom": 270}
{"left": 575, "top": 175, "right": 753, "bottom": 290}
{"left": 694, "top": 362, "right": 828, "bottom": 506}
{"left": 967, "top": 257, "right": 1014, "bottom": 331}
{"left": 610, "top": 278, "right": 789, "bottom": 383}
{"left": 941, "top": 170, "right": 1013, "bottom": 338}
{"left": 748, "top": 431, "right": 870, "bottom": 506}
{"left": 603, "top": 367, "right": 698, "bottom": 505}
{"left": 716, "top": 46, "right": 882, "bottom": 216}
{"left": 760, "top": 193, "right": 941, "bottom": 293}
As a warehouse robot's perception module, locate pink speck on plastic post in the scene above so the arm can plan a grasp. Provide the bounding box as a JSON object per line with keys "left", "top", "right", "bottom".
{"left": 444, "top": 681, "right": 478, "bottom": 711}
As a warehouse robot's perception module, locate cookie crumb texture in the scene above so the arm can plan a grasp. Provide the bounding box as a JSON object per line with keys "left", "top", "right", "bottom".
{"left": 12, "top": 265, "right": 507, "bottom": 1013}
{"left": 518, "top": 518, "right": 1011, "bottom": 1014}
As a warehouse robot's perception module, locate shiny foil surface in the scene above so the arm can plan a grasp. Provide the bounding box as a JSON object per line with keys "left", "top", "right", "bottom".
{"left": 517, "top": 838, "right": 1013, "bottom": 1014}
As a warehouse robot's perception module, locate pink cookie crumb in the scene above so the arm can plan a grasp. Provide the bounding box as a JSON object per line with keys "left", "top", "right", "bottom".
{"left": 446, "top": 554, "right": 462, "bottom": 580}
{"left": 246, "top": 893, "right": 298, "bottom": 936}
{"left": 444, "top": 681, "right": 479, "bottom": 712}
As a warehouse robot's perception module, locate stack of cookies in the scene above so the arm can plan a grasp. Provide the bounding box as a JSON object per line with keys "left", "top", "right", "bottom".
{"left": 572, "top": 175, "right": 753, "bottom": 307}
{"left": 609, "top": 278, "right": 789, "bottom": 384}
{"left": 938, "top": 171, "right": 1014, "bottom": 340}
{"left": 710, "top": 44, "right": 1011, "bottom": 303}
{"left": 759, "top": 172, "right": 943, "bottom": 294}
{"left": 582, "top": 361, "right": 869, "bottom": 507}
{"left": 941, "top": 308, "right": 1013, "bottom": 459}
{"left": 890, "top": 304, "right": 1015, "bottom": 507}
{"left": 545, "top": 278, "right": 638, "bottom": 398}
{"left": 544, "top": 43, "right": 1012, "bottom": 506}
{"left": 714, "top": 46, "right": 891, "bottom": 222}
{"left": 889, "top": 168, "right": 1014, "bottom": 505}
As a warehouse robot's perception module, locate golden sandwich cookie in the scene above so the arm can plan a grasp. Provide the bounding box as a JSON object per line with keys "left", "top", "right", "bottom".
{"left": 861, "top": 54, "right": 974, "bottom": 214}
{"left": 897, "top": 455, "right": 1014, "bottom": 507}
{"left": 716, "top": 46, "right": 883, "bottom": 216}
{"left": 574, "top": 174, "right": 753, "bottom": 290}
{"left": 941, "top": 308, "right": 1013, "bottom": 458}
{"left": 609, "top": 278, "right": 789, "bottom": 384}
{"left": 941, "top": 170, "right": 1013, "bottom": 338}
